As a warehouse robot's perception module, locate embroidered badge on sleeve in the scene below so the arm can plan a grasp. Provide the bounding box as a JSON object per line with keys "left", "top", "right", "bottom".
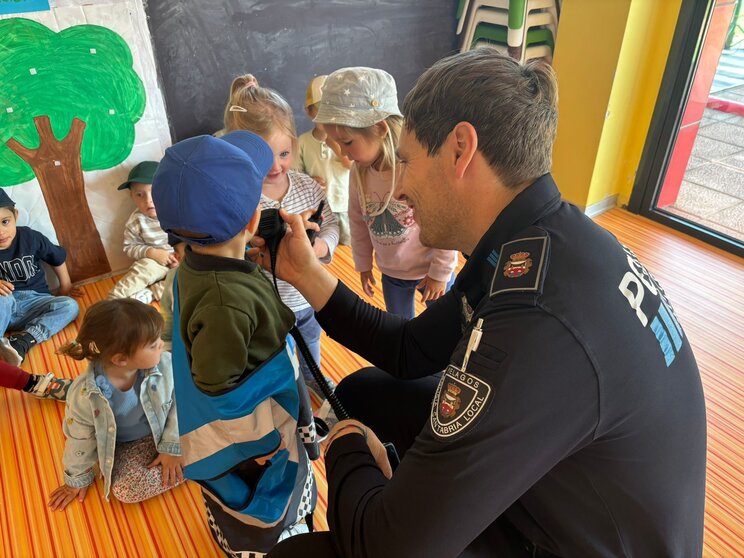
{"left": 490, "top": 235, "right": 549, "bottom": 297}
{"left": 431, "top": 364, "right": 492, "bottom": 439}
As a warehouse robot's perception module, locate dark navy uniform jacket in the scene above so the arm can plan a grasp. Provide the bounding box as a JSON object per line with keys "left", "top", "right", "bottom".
{"left": 317, "top": 175, "right": 706, "bottom": 558}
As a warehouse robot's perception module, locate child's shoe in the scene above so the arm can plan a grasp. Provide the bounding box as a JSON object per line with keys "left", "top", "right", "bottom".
{"left": 131, "top": 288, "right": 154, "bottom": 304}
{"left": 0, "top": 337, "right": 23, "bottom": 366}
{"left": 24, "top": 372, "right": 72, "bottom": 401}
{"left": 7, "top": 332, "right": 37, "bottom": 364}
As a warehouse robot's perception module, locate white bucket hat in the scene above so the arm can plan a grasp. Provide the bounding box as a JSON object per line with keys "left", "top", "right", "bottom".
{"left": 314, "top": 66, "right": 403, "bottom": 128}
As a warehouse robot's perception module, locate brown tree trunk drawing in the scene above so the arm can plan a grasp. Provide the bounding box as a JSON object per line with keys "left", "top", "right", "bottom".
{"left": 6, "top": 116, "right": 111, "bottom": 282}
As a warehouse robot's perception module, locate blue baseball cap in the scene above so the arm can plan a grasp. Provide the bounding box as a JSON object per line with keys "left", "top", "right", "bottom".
{"left": 152, "top": 131, "right": 273, "bottom": 245}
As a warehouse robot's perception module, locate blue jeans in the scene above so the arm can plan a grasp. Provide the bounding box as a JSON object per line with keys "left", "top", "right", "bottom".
{"left": 0, "top": 290, "right": 79, "bottom": 342}
{"left": 294, "top": 306, "right": 321, "bottom": 384}
{"left": 381, "top": 273, "right": 456, "bottom": 320}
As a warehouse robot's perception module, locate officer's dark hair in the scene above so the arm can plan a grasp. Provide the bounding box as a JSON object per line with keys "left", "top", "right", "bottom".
{"left": 403, "top": 47, "right": 558, "bottom": 188}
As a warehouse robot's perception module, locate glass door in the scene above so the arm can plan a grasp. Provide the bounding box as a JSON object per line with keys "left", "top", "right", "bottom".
{"left": 630, "top": 0, "right": 744, "bottom": 257}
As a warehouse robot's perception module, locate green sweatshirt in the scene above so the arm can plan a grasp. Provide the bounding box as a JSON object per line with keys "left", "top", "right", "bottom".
{"left": 176, "top": 248, "right": 296, "bottom": 393}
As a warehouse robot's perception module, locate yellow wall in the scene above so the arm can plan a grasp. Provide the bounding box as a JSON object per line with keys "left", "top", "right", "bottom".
{"left": 589, "top": 0, "right": 683, "bottom": 207}
{"left": 551, "top": 0, "right": 632, "bottom": 206}
{"left": 552, "top": 0, "right": 683, "bottom": 209}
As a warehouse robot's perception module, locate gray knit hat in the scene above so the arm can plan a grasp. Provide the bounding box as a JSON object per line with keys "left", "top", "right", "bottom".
{"left": 314, "top": 67, "right": 402, "bottom": 128}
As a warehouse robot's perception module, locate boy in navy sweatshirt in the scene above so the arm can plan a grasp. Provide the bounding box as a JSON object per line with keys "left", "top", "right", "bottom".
{"left": 0, "top": 189, "right": 79, "bottom": 366}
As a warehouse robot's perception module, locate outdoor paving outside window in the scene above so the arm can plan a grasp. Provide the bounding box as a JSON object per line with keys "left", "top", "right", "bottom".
{"left": 667, "top": 10, "right": 744, "bottom": 243}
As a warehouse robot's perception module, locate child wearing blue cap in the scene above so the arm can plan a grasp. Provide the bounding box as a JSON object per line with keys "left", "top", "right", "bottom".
{"left": 152, "top": 130, "right": 318, "bottom": 556}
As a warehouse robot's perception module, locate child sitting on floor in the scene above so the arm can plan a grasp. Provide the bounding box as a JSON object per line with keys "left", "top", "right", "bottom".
{"left": 297, "top": 75, "right": 353, "bottom": 245}
{"left": 47, "top": 299, "right": 182, "bottom": 511}
{"left": 0, "top": 189, "right": 79, "bottom": 366}
{"left": 152, "top": 130, "right": 319, "bottom": 556}
{"left": 108, "top": 162, "right": 177, "bottom": 304}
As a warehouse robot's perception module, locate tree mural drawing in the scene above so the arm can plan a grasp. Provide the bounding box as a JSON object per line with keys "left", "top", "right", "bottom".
{"left": 0, "top": 18, "right": 146, "bottom": 281}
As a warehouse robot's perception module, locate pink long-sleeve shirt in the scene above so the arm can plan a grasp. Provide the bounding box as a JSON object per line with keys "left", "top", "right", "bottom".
{"left": 348, "top": 166, "right": 457, "bottom": 282}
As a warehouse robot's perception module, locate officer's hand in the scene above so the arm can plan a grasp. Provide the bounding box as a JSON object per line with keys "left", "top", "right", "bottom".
{"left": 254, "top": 210, "right": 323, "bottom": 285}
{"left": 324, "top": 419, "right": 393, "bottom": 479}
{"left": 417, "top": 275, "right": 447, "bottom": 303}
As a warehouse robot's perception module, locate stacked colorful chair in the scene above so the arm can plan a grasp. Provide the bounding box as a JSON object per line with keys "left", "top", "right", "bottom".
{"left": 456, "top": 0, "right": 559, "bottom": 63}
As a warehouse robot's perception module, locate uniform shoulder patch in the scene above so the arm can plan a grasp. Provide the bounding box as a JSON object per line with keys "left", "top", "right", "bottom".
{"left": 430, "top": 364, "right": 492, "bottom": 439}
{"left": 490, "top": 233, "right": 549, "bottom": 298}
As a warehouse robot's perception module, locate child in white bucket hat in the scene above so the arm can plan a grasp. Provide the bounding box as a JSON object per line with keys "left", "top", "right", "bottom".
{"left": 298, "top": 75, "right": 353, "bottom": 245}
{"left": 315, "top": 67, "right": 457, "bottom": 319}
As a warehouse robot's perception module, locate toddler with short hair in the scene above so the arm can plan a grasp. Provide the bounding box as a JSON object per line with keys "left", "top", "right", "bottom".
{"left": 108, "top": 161, "right": 177, "bottom": 304}
{"left": 0, "top": 189, "right": 79, "bottom": 365}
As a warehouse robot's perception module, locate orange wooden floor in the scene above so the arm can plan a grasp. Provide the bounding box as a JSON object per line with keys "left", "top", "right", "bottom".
{"left": 1, "top": 209, "right": 742, "bottom": 557}
{"left": 595, "top": 211, "right": 744, "bottom": 558}
{"left": 0, "top": 244, "right": 404, "bottom": 558}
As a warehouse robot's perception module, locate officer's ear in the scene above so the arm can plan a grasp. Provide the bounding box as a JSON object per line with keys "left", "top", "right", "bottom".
{"left": 449, "top": 122, "right": 478, "bottom": 179}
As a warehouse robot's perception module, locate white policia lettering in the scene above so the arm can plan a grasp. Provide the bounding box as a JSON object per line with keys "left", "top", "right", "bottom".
{"left": 618, "top": 247, "right": 661, "bottom": 326}
{"left": 617, "top": 246, "right": 684, "bottom": 366}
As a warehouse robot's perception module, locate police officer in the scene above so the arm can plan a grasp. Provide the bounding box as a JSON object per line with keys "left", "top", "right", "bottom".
{"left": 264, "top": 49, "right": 706, "bottom": 557}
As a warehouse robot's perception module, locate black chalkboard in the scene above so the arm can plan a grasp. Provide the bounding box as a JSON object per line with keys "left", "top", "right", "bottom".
{"left": 146, "top": 0, "right": 457, "bottom": 141}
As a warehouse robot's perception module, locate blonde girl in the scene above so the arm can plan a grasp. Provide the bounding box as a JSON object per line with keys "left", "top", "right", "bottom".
{"left": 314, "top": 67, "right": 458, "bottom": 319}
{"left": 224, "top": 74, "right": 339, "bottom": 395}
{"left": 48, "top": 299, "right": 182, "bottom": 511}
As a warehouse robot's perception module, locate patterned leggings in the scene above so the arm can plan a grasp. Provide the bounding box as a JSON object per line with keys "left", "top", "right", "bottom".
{"left": 111, "top": 436, "right": 182, "bottom": 504}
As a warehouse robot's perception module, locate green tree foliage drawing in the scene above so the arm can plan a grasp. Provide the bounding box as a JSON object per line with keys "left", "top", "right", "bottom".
{"left": 0, "top": 18, "right": 146, "bottom": 281}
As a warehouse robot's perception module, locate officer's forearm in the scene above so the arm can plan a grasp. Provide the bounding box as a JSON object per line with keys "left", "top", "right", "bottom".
{"left": 325, "top": 434, "right": 390, "bottom": 556}
{"left": 316, "top": 282, "right": 460, "bottom": 378}
{"left": 293, "top": 265, "right": 339, "bottom": 311}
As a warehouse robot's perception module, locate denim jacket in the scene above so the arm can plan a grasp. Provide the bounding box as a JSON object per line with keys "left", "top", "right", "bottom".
{"left": 61, "top": 351, "right": 180, "bottom": 499}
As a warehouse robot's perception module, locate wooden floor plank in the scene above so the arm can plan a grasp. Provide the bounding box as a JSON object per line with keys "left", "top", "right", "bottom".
{"left": 0, "top": 208, "right": 741, "bottom": 556}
